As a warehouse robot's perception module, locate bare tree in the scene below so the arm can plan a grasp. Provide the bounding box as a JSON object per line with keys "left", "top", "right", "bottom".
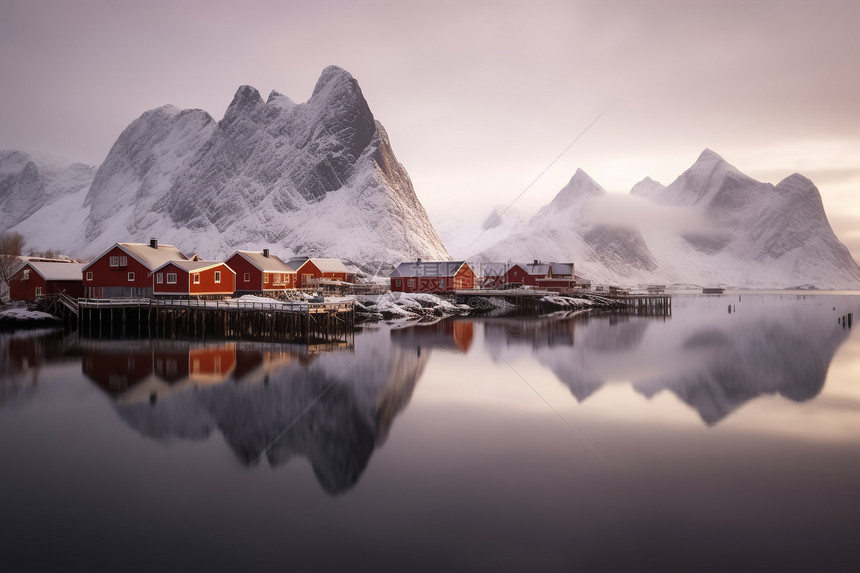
{"left": 0, "top": 232, "right": 26, "bottom": 304}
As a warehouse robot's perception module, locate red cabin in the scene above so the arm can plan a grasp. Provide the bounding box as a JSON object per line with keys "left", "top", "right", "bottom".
{"left": 9, "top": 261, "right": 85, "bottom": 302}
{"left": 151, "top": 260, "right": 236, "bottom": 298}
{"left": 390, "top": 260, "right": 475, "bottom": 293}
{"left": 506, "top": 261, "right": 575, "bottom": 290}
{"left": 289, "top": 257, "right": 355, "bottom": 287}
{"left": 82, "top": 240, "right": 189, "bottom": 298}
{"left": 225, "top": 249, "right": 297, "bottom": 294}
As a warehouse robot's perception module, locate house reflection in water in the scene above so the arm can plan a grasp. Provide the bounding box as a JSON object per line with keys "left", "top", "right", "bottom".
{"left": 389, "top": 319, "right": 474, "bottom": 354}
{"left": 482, "top": 315, "right": 579, "bottom": 349}
{"left": 83, "top": 342, "right": 239, "bottom": 404}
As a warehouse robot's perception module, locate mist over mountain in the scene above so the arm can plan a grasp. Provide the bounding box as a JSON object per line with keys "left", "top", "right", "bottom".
{"left": 478, "top": 150, "right": 860, "bottom": 289}
{"left": 3, "top": 66, "right": 448, "bottom": 267}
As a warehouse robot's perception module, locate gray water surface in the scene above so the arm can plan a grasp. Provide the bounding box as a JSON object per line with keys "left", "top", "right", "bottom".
{"left": 1, "top": 293, "right": 859, "bottom": 572}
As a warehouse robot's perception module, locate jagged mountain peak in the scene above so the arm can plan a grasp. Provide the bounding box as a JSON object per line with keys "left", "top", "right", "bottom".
{"left": 695, "top": 148, "right": 727, "bottom": 163}
{"left": 221, "top": 85, "right": 264, "bottom": 126}
{"left": 630, "top": 176, "right": 665, "bottom": 198}
{"left": 550, "top": 168, "right": 605, "bottom": 209}
{"left": 312, "top": 65, "right": 357, "bottom": 98}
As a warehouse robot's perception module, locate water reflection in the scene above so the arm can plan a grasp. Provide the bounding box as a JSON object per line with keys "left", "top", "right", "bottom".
{"left": 77, "top": 329, "right": 432, "bottom": 495}
{"left": 0, "top": 329, "right": 76, "bottom": 408}
{"left": 483, "top": 295, "right": 857, "bottom": 424}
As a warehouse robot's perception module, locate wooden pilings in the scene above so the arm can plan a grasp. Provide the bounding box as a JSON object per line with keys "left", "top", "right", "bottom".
{"left": 76, "top": 299, "right": 355, "bottom": 343}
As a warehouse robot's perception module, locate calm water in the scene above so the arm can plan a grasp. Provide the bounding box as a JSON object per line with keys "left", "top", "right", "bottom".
{"left": 1, "top": 293, "right": 859, "bottom": 572}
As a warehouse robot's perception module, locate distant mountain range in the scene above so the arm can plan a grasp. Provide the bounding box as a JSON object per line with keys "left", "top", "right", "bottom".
{"left": 1, "top": 66, "right": 448, "bottom": 268}
{"left": 2, "top": 68, "right": 858, "bottom": 287}
{"left": 474, "top": 149, "right": 860, "bottom": 289}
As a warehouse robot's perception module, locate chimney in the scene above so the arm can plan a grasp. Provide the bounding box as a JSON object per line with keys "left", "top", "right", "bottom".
{"left": 533, "top": 259, "right": 539, "bottom": 265}
{"left": 150, "top": 238, "right": 158, "bottom": 249}
{"left": 263, "top": 248, "right": 270, "bottom": 258}
{"left": 417, "top": 257, "right": 422, "bottom": 265}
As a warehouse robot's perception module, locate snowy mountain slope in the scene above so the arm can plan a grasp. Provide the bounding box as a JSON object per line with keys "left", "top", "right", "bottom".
{"left": 435, "top": 204, "right": 527, "bottom": 260}
{"left": 6, "top": 66, "right": 448, "bottom": 267}
{"left": 0, "top": 150, "right": 96, "bottom": 233}
{"left": 638, "top": 150, "right": 860, "bottom": 288}
{"left": 477, "top": 169, "right": 659, "bottom": 284}
{"left": 477, "top": 150, "right": 860, "bottom": 289}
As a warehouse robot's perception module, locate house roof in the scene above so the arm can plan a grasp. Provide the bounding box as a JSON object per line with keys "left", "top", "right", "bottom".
{"left": 549, "top": 262, "right": 574, "bottom": 275}
{"left": 83, "top": 242, "right": 188, "bottom": 272}
{"left": 512, "top": 263, "right": 550, "bottom": 276}
{"left": 28, "top": 261, "right": 86, "bottom": 282}
{"left": 229, "top": 250, "right": 296, "bottom": 273}
{"left": 290, "top": 257, "right": 351, "bottom": 274}
{"left": 151, "top": 260, "right": 236, "bottom": 275}
{"left": 390, "top": 260, "right": 467, "bottom": 278}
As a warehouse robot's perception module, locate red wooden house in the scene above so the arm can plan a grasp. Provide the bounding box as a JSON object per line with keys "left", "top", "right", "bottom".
{"left": 82, "top": 240, "right": 189, "bottom": 298}
{"left": 225, "top": 249, "right": 297, "bottom": 294}
{"left": 390, "top": 260, "right": 475, "bottom": 293}
{"left": 151, "top": 260, "right": 236, "bottom": 298}
{"left": 506, "top": 261, "right": 575, "bottom": 290}
{"left": 9, "top": 261, "right": 85, "bottom": 302}
{"left": 289, "top": 257, "right": 355, "bottom": 287}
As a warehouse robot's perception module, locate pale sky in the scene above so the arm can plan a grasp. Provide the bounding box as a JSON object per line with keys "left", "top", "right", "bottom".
{"left": 2, "top": 0, "right": 859, "bottom": 259}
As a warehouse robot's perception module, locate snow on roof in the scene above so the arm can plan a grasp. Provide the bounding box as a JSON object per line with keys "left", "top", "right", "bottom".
{"left": 513, "top": 262, "right": 550, "bottom": 275}
{"left": 28, "top": 261, "right": 85, "bottom": 282}
{"left": 309, "top": 258, "right": 350, "bottom": 274}
{"left": 232, "top": 250, "right": 296, "bottom": 272}
{"left": 289, "top": 257, "right": 351, "bottom": 274}
{"left": 83, "top": 242, "right": 188, "bottom": 272}
{"left": 151, "top": 260, "right": 236, "bottom": 274}
{"left": 549, "top": 262, "right": 574, "bottom": 275}
{"left": 390, "top": 260, "right": 467, "bottom": 278}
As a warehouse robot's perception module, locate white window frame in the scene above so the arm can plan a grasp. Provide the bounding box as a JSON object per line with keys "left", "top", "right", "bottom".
{"left": 156, "top": 273, "right": 163, "bottom": 284}
{"left": 167, "top": 273, "right": 177, "bottom": 284}
{"left": 35, "top": 286, "right": 43, "bottom": 296}
{"left": 120, "top": 256, "right": 127, "bottom": 267}
{"left": 264, "top": 273, "right": 269, "bottom": 284}
{"left": 127, "top": 272, "right": 135, "bottom": 282}
{"left": 395, "top": 278, "right": 402, "bottom": 287}
{"left": 193, "top": 273, "right": 200, "bottom": 284}
{"left": 244, "top": 272, "right": 250, "bottom": 282}
{"left": 214, "top": 271, "right": 221, "bottom": 284}
{"left": 407, "top": 278, "right": 415, "bottom": 287}
{"left": 86, "top": 271, "right": 93, "bottom": 281}
{"left": 110, "top": 256, "right": 119, "bottom": 267}
{"left": 22, "top": 269, "right": 30, "bottom": 280}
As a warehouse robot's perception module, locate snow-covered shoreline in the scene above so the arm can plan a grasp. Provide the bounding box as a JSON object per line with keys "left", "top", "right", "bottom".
{"left": 0, "top": 306, "right": 61, "bottom": 329}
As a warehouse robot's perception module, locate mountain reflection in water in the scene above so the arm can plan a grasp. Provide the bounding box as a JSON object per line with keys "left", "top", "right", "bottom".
{"left": 483, "top": 294, "right": 855, "bottom": 423}
{"left": 77, "top": 328, "right": 429, "bottom": 494}
{"left": 1, "top": 295, "right": 855, "bottom": 495}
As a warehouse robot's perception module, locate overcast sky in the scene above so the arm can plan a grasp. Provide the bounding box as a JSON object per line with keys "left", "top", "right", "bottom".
{"left": 2, "top": 0, "right": 859, "bottom": 258}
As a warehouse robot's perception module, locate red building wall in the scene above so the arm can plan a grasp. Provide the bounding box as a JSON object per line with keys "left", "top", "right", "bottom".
{"left": 152, "top": 263, "right": 235, "bottom": 296}
{"left": 9, "top": 265, "right": 84, "bottom": 302}
{"left": 390, "top": 265, "right": 475, "bottom": 293}
{"left": 226, "top": 255, "right": 262, "bottom": 293}
{"left": 83, "top": 246, "right": 155, "bottom": 297}
{"left": 505, "top": 264, "right": 544, "bottom": 286}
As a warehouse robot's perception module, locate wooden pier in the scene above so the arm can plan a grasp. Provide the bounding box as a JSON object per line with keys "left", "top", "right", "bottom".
{"left": 452, "top": 290, "right": 671, "bottom": 317}
{"left": 74, "top": 298, "right": 355, "bottom": 343}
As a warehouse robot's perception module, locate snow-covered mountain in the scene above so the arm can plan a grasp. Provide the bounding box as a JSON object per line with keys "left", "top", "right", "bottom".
{"left": 5, "top": 66, "right": 448, "bottom": 268}
{"left": 479, "top": 150, "right": 860, "bottom": 289}
{"left": 0, "top": 150, "right": 96, "bottom": 234}
{"left": 434, "top": 204, "right": 527, "bottom": 260}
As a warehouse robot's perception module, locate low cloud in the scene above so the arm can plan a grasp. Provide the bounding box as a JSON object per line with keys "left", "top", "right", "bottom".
{"left": 583, "top": 194, "right": 722, "bottom": 237}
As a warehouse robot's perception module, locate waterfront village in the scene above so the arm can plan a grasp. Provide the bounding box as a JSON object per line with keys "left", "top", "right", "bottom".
{"left": 2, "top": 239, "right": 671, "bottom": 335}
